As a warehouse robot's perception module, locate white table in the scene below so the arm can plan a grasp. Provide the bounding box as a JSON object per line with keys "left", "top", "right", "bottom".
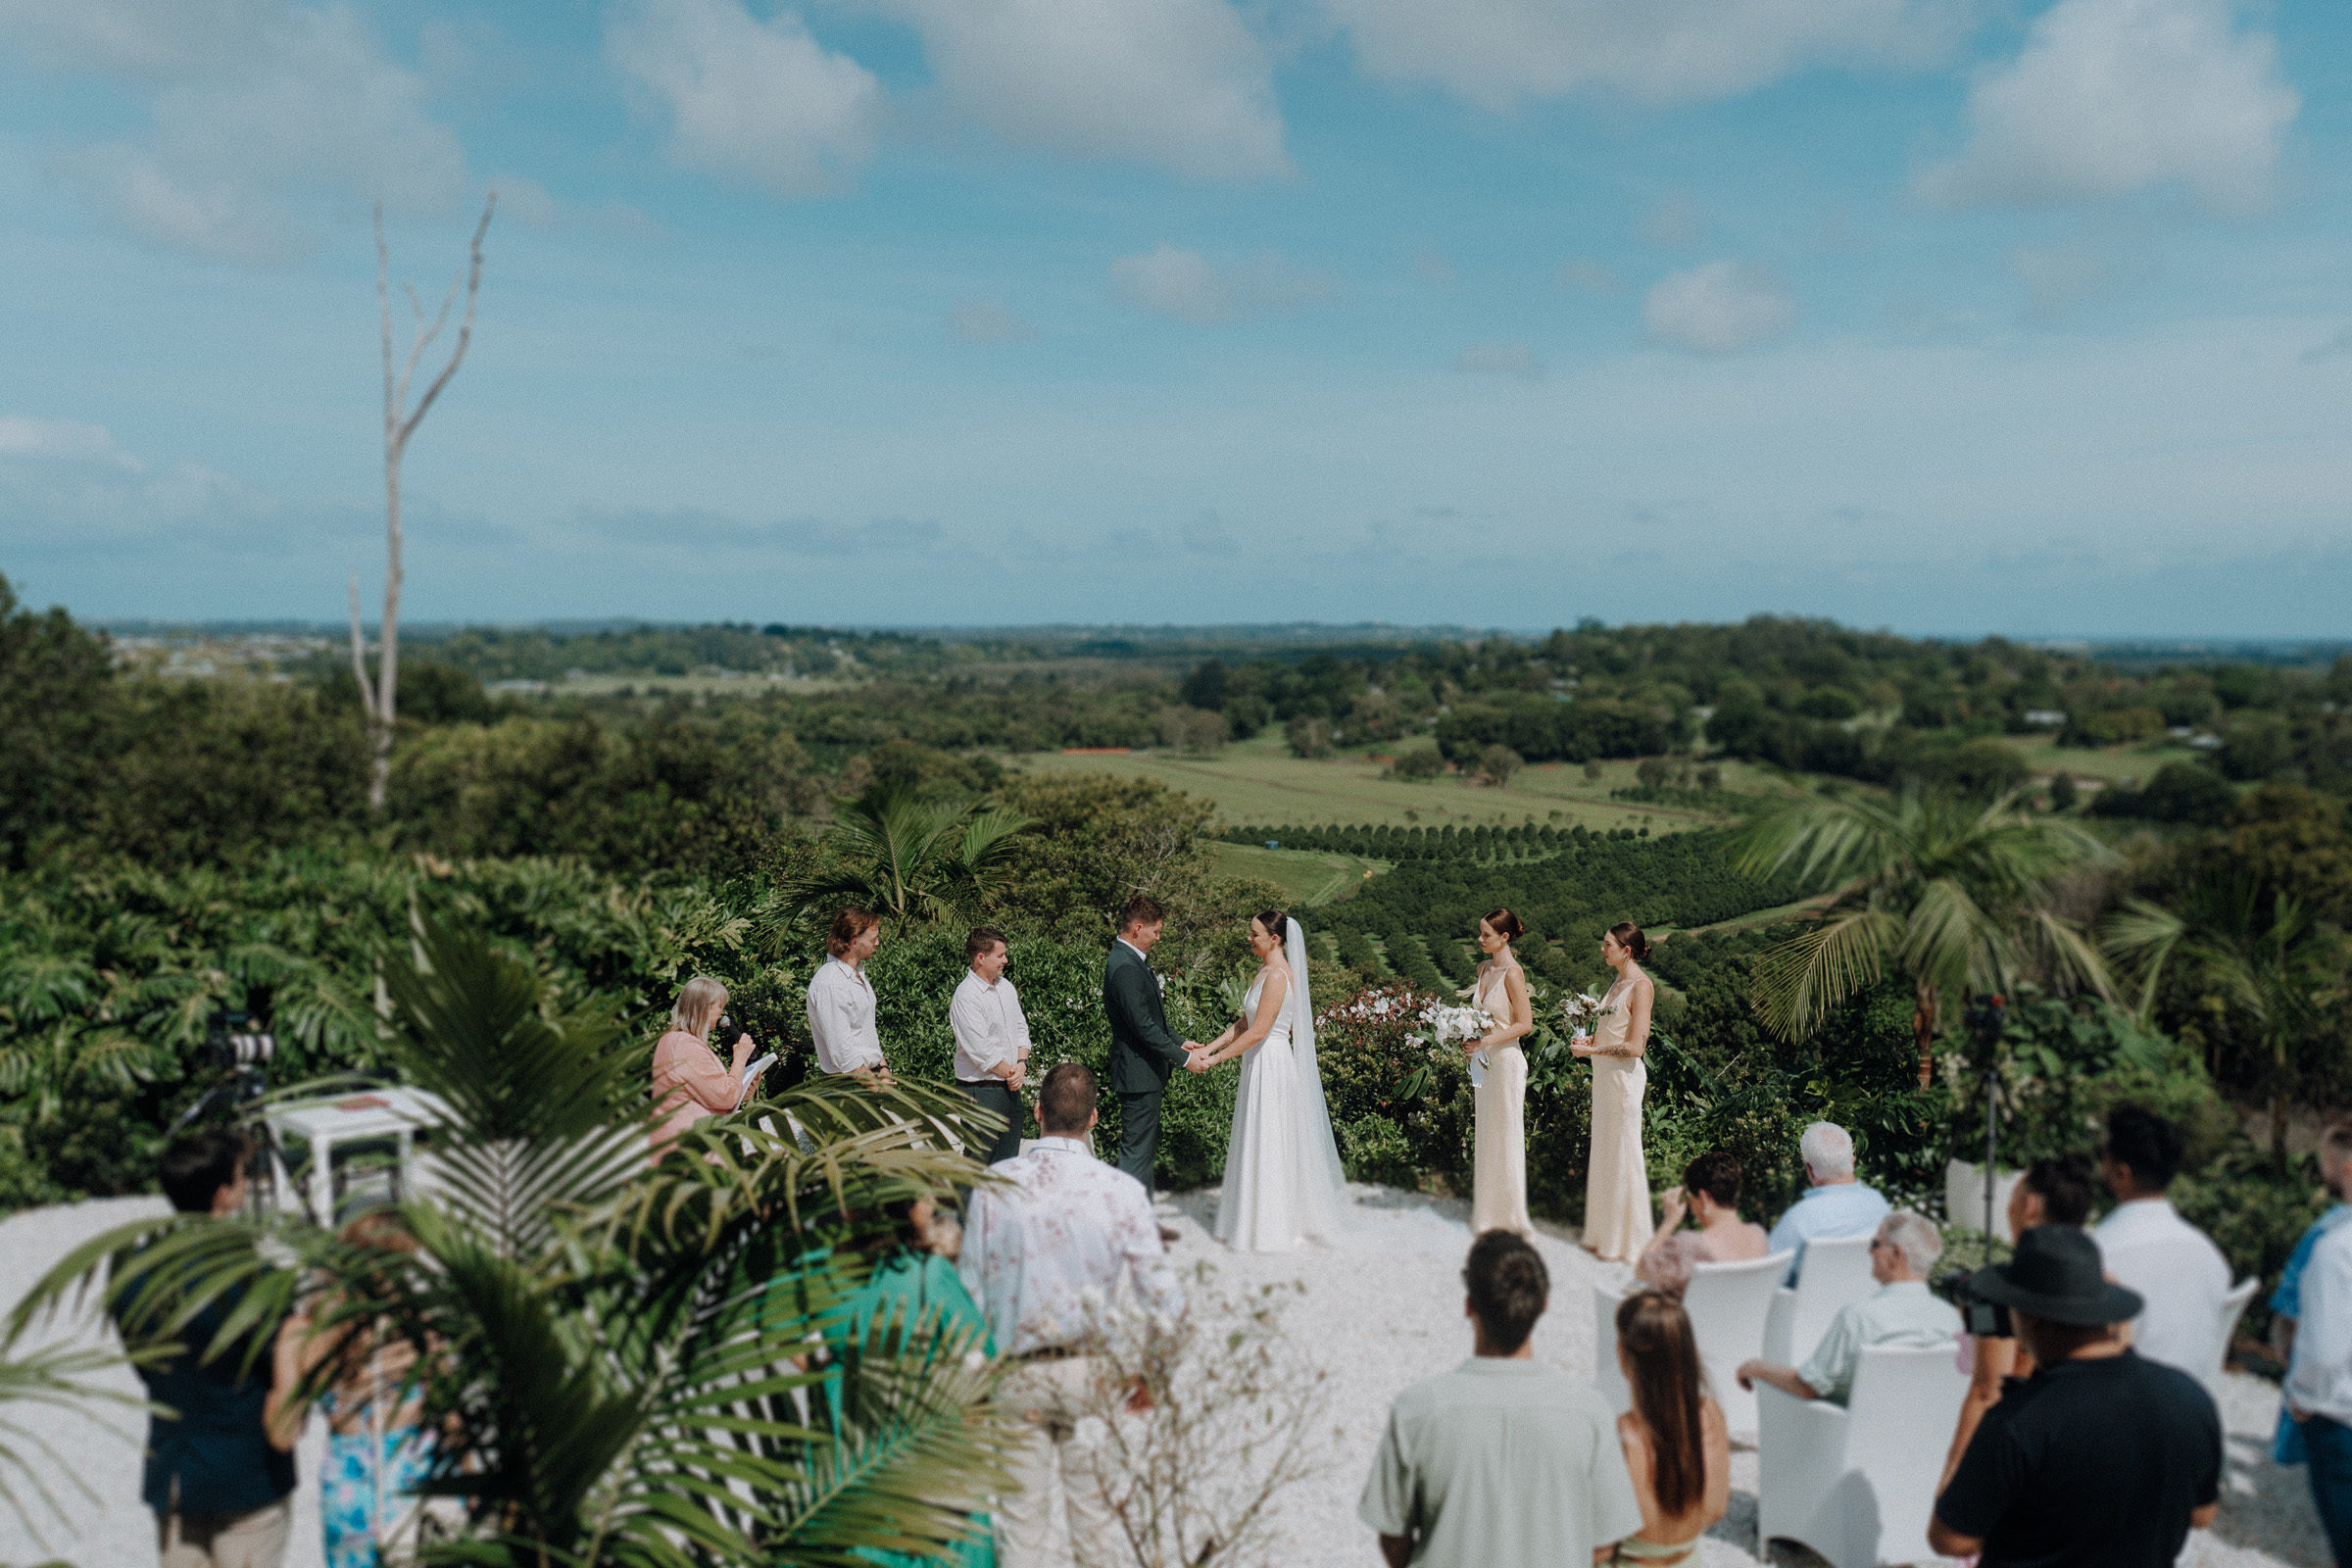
{"left": 264, "top": 1087, "right": 454, "bottom": 1225}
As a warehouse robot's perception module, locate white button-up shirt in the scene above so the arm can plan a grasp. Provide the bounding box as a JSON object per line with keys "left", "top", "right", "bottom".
{"left": 950, "top": 969, "right": 1031, "bottom": 1083}
{"left": 959, "top": 1136, "right": 1183, "bottom": 1356}
{"left": 2096, "top": 1197, "right": 2231, "bottom": 1377}
{"left": 805, "top": 956, "right": 883, "bottom": 1075}
{"left": 2289, "top": 1221, "right": 2352, "bottom": 1425}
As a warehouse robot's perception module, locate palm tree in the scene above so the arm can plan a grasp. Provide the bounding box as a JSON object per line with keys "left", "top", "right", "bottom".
{"left": 2106, "top": 876, "right": 2348, "bottom": 1171}
{"left": 1732, "top": 787, "right": 2112, "bottom": 1087}
{"left": 787, "top": 783, "right": 1033, "bottom": 929}
{"left": 13, "top": 917, "right": 1013, "bottom": 1568}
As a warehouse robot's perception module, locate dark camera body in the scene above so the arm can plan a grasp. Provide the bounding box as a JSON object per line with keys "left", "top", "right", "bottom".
{"left": 1935, "top": 1268, "right": 2012, "bottom": 1339}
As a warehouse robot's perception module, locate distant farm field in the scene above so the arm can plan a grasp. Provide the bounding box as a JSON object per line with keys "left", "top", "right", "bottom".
{"left": 2013, "top": 737, "right": 2201, "bottom": 785}
{"left": 1006, "top": 735, "right": 1777, "bottom": 834}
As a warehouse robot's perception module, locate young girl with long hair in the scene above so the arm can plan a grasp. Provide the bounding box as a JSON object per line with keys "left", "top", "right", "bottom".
{"left": 1612, "top": 1291, "right": 1730, "bottom": 1565}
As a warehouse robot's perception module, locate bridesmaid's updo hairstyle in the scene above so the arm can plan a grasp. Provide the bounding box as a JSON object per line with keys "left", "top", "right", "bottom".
{"left": 1482, "top": 907, "right": 1524, "bottom": 943}
{"left": 827, "top": 906, "right": 879, "bottom": 957}
{"left": 1608, "top": 920, "right": 1650, "bottom": 962}
{"left": 1254, "top": 908, "right": 1289, "bottom": 947}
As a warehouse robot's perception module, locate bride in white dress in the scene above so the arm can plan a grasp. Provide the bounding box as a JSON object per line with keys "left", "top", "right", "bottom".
{"left": 1194, "top": 909, "right": 1349, "bottom": 1252}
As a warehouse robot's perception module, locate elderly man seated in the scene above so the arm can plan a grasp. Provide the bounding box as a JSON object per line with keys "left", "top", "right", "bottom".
{"left": 1737, "top": 1212, "right": 1960, "bottom": 1405}
{"left": 1764, "top": 1120, "right": 1890, "bottom": 1284}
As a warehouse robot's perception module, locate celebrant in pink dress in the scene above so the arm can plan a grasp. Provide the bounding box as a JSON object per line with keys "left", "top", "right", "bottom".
{"left": 1576, "top": 921, "right": 1655, "bottom": 1261}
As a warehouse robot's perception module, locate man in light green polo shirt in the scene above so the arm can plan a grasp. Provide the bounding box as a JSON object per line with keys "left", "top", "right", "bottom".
{"left": 1360, "top": 1231, "right": 1642, "bottom": 1567}
{"left": 1737, "top": 1210, "right": 1961, "bottom": 1404}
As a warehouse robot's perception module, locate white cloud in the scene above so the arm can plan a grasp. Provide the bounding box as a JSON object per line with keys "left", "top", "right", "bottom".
{"left": 0, "top": 412, "right": 271, "bottom": 544}
{"left": 1640, "top": 190, "right": 1708, "bottom": 248}
{"left": 607, "top": 0, "right": 882, "bottom": 198}
{"left": 0, "top": 415, "right": 140, "bottom": 467}
{"left": 951, "top": 297, "right": 1037, "bottom": 343}
{"left": 1317, "top": 0, "right": 1969, "bottom": 111}
{"left": 1452, "top": 341, "right": 1539, "bottom": 378}
{"left": 874, "top": 0, "right": 1287, "bottom": 180}
{"left": 2, "top": 0, "right": 470, "bottom": 263}
{"left": 1915, "top": 0, "right": 2297, "bottom": 216}
{"left": 1642, "top": 261, "right": 1797, "bottom": 354}
{"left": 1109, "top": 244, "right": 1333, "bottom": 324}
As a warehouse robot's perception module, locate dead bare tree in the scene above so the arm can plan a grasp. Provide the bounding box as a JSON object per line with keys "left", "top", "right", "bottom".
{"left": 350, "top": 192, "right": 496, "bottom": 812}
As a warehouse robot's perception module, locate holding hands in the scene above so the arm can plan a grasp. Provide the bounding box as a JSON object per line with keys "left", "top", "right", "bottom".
{"left": 1183, "top": 1042, "right": 1210, "bottom": 1074}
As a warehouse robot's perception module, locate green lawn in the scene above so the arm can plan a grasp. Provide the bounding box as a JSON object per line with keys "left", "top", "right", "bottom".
{"left": 2013, "top": 737, "right": 2199, "bottom": 784}
{"left": 1204, "top": 842, "right": 1391, "bottom": 906}
{"left": 1008, "top": 734, "right": 1774, "bottom": 834}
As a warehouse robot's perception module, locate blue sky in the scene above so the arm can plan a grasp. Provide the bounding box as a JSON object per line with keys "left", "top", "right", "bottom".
{"left": 2, "top": 0, "right": 2347, "bottom": 636}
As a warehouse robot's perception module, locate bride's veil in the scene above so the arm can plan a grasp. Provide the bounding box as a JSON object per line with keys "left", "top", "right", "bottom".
{"left": 1285, "top": 914, "right": 1351, "bottom": 1207}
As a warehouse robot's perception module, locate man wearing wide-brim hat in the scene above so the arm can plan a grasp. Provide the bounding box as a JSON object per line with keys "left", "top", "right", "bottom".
{"left": 1930, "top": 1225, "right": 2221, "bottom": 1568}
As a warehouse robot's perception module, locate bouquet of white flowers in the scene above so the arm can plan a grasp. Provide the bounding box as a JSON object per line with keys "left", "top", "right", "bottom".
{"left": 1397, "top": 1002, "right": 1494, "bottom": 1097}
{"left": 1559, "top": 991, "right": 1607, "bottom": 1034}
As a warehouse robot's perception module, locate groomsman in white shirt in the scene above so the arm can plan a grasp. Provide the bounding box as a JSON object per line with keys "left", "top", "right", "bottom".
{"left": 805, "top": 906, "right": 891, "bottom": 1084}
{"left": 960, "top": 1062, "right": 1183, "bottom": 1568}
{"left": 951, "top": 926, "right": 1031, "bottom": 1166}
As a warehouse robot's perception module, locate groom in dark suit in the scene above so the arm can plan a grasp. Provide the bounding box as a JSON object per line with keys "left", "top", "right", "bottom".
{"left": 1102, "top": 894, "right": 1202, "bottom": 1195}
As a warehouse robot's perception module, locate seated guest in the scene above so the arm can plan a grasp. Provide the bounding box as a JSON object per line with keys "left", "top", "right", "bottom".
{"left": 1636, "top": 1152, "right": 1770, "bottom": 1297}
{"left": 650, "top": 975, "right": 754, "bottom": 1161}
{"left": 1737, "top": 1211, "right": 1959, "bottom": 1405}
{"left": 1763, "top": 1121, "right": 1888, "bottom": 1283}
{"left": 1612, "top": 1292, "right": 1731, "bottom": 1566}
{"left": 1932, "top": 1226, "right": 2220, "bottom": 1567}
{"left": 2095, "top": 1103, "right": 2230, "bottom": 1378}
{"left": 1360, "top": 1231, "right": 1642, "bottom": 1568}
{"left": 1940, "top": 1152, "right": 2099, "bottom": 1488}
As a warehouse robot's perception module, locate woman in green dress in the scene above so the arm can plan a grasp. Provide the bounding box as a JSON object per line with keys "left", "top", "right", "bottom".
{"left": 823, "top": 1197, "right": 997, "bottom": 1568}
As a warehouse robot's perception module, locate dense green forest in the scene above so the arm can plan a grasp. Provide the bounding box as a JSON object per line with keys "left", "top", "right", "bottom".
{"left": 10, "top": 576, "right": 2352, "bottom": 1344}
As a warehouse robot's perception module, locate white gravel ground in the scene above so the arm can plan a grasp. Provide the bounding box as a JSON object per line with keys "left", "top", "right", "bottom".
{"left": 0, "top": 1188, "right": 2328, "bottom": 1568}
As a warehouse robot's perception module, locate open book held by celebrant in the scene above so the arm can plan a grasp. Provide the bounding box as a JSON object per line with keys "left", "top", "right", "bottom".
{"left": 741, "top": 1053, "right": 777, "bottom": 1088}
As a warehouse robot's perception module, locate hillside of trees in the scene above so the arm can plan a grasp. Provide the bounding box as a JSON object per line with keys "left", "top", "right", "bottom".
{"left": 9, "top": 575, "right": 2352, "bottom": 1335}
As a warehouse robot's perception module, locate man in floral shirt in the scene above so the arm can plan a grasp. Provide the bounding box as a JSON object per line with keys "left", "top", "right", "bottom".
{"left": 960, "top": 1062, "right": 1183, "bottom": 1568}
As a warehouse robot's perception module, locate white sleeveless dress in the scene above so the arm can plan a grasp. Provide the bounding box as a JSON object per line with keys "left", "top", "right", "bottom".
{"left": 1215, "top": 968, "right": 1346, "bottom": 1252}
{"left": 1584, "top": 976, "right": 1654, "bottom": 1260}
{"left": 1470, "top": 963, "right": 1534, "bottom": 1238}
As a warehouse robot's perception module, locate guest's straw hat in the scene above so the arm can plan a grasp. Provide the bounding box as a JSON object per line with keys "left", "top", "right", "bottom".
{"left": 1968, "top": 1224, "right": 2143, "bottom": 1326}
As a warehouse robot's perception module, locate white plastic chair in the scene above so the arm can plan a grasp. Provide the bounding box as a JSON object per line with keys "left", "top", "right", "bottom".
{"left": 1757, "top": 1343, "right": 1970, "bottom": 1568}
{"left": 1764, "top": 1233, "right": 1879, "bottom": 1366}
{"left": 2204, "top": 1277, "right": 2259, "bottom": 1405}
{"left": 1595, "top": 1250, "right": 1794, "bottom": 1439}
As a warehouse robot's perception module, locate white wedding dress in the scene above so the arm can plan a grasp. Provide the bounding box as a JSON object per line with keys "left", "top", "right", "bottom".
{"left": 1214, "top": 920, "right": 1350, "bottom": 1252}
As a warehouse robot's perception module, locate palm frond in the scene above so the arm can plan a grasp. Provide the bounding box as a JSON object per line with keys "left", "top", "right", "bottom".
{"left": 1751, "top": 905, "right": 1904, "bottom": 1041}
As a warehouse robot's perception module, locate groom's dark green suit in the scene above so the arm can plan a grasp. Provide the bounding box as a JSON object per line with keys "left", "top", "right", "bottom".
{"left": 1103, "top": 937, "right": 1191, "bottom": 1192}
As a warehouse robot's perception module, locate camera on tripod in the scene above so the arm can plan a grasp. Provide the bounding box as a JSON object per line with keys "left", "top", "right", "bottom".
{"left": 207, "top": 1010, "right": 277, "bottom": 1075}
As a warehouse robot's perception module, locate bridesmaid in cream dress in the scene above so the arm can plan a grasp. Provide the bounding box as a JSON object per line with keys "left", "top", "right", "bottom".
{"left": 1575, "top": 920, "right": 1656, "bottom": 1260}
{"left": 1468, "top": 907, "right": 1535, "bottom": 1238}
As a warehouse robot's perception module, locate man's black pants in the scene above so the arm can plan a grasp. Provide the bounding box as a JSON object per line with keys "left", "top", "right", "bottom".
{"left": 1116, "top": 1089, "right": 1161, "bottom": 1196}
{"left": 957, "top": 1079, "right": 1025, "bottom": 1168}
